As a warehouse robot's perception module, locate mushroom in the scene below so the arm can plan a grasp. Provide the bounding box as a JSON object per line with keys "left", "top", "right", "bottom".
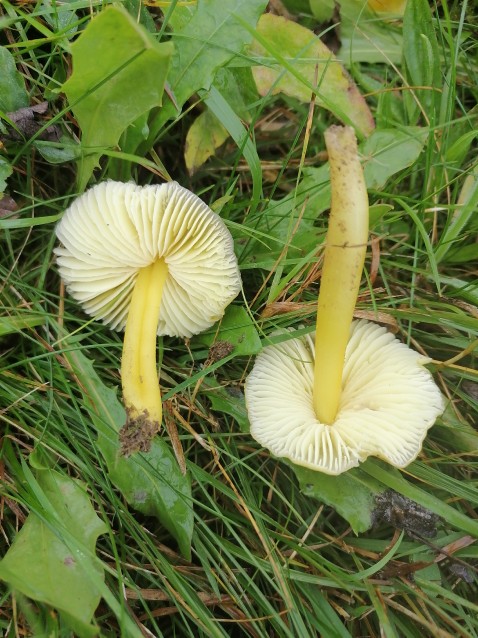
{"left": 55, "top": 180, "right": 241, "bottom": 452}
{"left": 245, "top": 126, "right": 444, "bottom": 475}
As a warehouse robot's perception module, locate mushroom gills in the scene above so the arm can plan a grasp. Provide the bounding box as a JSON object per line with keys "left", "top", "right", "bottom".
{"left": 120, "top": 258, "right": 168, "bottom": 454}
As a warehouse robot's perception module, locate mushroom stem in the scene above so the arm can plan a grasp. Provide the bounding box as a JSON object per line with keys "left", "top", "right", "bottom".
{"left": 121, "top": 258, "right": 168, "bottom": 434}
{"left": 313, "top": 126, "right": 369, "bottom": 424}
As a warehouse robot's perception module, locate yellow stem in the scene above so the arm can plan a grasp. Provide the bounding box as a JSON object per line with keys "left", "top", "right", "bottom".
{"left": 313, "top": 126, "right": 369, "bottom": 424}
{"left": 121, "top": 259, "right": 168, "bottom": 430}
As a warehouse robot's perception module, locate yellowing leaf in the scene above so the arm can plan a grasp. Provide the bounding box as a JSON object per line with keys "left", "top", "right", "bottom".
{"left": 185, "top": 109, "right": 229, "bottom": 174}
{"left": 250, "top": 14, "right": 374, "bottom": 137}
{"left": 367, "top": 0, "right": 407, "bottom": 14}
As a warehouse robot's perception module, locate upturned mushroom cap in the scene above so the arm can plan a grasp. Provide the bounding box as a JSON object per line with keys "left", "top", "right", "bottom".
{"left": 245, "top": 319, "right": 445, "bottom": 475}
{"left": 55, "top": 181, "right": 241, "bottom": 337}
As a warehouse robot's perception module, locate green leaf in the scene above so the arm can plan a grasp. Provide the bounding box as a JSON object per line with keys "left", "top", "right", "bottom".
{"left": 0, "top": 313, "right": 44, "bottom": 336}
{"left": 213, "top": 67, "right": 256, "bottom": 123}
{"left": 0, "top": 212, "right": 62, "bottom": 230}
{"left": 42, "top": 0, "right": 78, "bottom": 42}
{"left": 298, "top": 583, "right": 354, "bottom": 638}
{"left": 0, "top": 46, "right": 29, "bottom": 112}
{"left": 196, "top": 305, "right": 262, "bottom": 357}
{"left": 0, "top": 157, "right": 13, "bottom": 194}
{"left": 185, "top": 109, "right": 229, "bottom": 174}
{"left": 361, "top": 127, "right": 428, "bottom": 189}
{"left": 204, "top": 381, "right": 249, "bottom": 432}
{"left": 434, "top": 167, "right": 478, "bottom": 264}
{"left": 292, "top": 464, "right": 384, "bottom": 533}
{"left": 239, "top": 165, "right": 327, "bottom": 271}
{"left": 369, "top": 203, "right": 395, "bottom": 228}
{"left": 146, "top": 0, "right": 268, "bottom": 141}
{"left": 435, "top": 275, "right": 478, "bottom": 306}
{"left": 445, "top": 129, "right": 478, "bottom": 165}
{"left": 249, "top": 14, "right": 375, "bottom": 137}
{"left": 34, "top": 136, "right": 81, "bottom": 164}
{"left": 63, "top": 342, "right": 194, "bottom": 559}
{"left": 412, "top": 550, "right": 441, "bottom": 585}
{"left": 402, "top": 0, "right": 441, "bottom": 121}
{"left": 0, "top": 469, "right": 106, "bottom": 637}
{"left": 310, "top": 0, "right": 404, "bottom": 65}
{"left": 62, "top": 5, "right": 173, "bottom": 190}
{"left": 204, "top": 86, "right": 263, "bottom": 210}
{"left": 106, "top": 440, "right": 193, "bottom": 561}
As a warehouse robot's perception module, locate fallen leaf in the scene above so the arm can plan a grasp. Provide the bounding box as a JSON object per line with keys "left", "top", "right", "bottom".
{"left": 0, "top": 194, "right": 18, "bottom": 218}
{"left": 2, "top": 101, "right": 60, "bottom": 142}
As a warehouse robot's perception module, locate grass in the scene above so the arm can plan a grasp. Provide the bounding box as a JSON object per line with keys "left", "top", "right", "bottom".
{"left": 1, "top": 0, "right": 478, "bottom": 636}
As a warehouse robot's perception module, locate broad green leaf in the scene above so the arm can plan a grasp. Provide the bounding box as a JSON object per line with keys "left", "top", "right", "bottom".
{"left": 287, "top": 453, "right": 478, "bottom": 536}
{"left": 361, "top": 127, "right": 428, "bottom": 189}
{"left": 308, "top": 0, "right": 335, "bottom": 21}
{"left": 146, "top": 0, "right": 268, "bottom": 140}
{"left": 35, "top": 136, "right": 81, "bottom": 164}
{"left": 123, "top": 0, "right": 157, "bottom": 32}
{"left": 185, "top": 109, "right": 229, "bottom": 174}
{"left": 64, "top": 343, "right": 194, "bottom": 559}
{"left": 292, "top": 463, "right": 384, "bottom": 533}
{"left": 338, "top": 21, "right": 403, "bottom": 65}
{"left": 0, "top": 46, "right": 29, "bottom": 112}
{"left": 369, "top": 203, "right": 394, "bottom": 227}
{"left": 196, "top": 305, "right": 262, "bottom": 357}
{"left": 62, "top": 5, "right": 173, "bottom": 190}
{"left": 249, "top": 14, "right": 375, "bottom": 137}
{"left": 309, "top": 0, "right": 404, "bottom": 64}
{"left": 0, "top": 157, "right": 13, "bottom": 194}
{"left": 163, "top": 3, "right": 196, "bottom": 31}
{"left": 0, "top": 470, "right": 106, "bottom": 637}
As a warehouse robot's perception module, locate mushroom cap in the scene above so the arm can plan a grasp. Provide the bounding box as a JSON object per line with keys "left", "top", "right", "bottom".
{"left": 55, "top": 181, "right": 241, "bottom": 337}
{"left": 245, "top": 319, "right": 445, "bottom": 475}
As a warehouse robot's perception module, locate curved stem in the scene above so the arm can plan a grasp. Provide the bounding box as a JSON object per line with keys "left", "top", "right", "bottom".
{"left": 313, "top": 126, "right": 369, "bottom": 424}
{"left": 121, "top": 259, "right": 168, "bottom": 440}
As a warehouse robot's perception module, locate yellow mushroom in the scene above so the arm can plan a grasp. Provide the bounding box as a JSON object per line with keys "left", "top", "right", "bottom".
{"left": 245, "top": 126, "right": 444, "bottom": 475}
{"left": 56, "top": 181, "right": 241, "bottom": 452}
